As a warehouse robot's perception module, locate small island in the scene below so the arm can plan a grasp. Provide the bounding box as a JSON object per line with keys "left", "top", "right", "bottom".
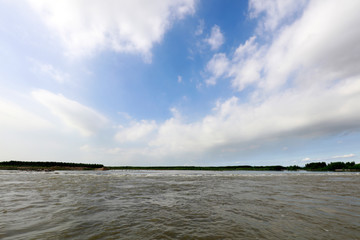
{"left": 0, "top": 160, "right": 359, "bottom": 172}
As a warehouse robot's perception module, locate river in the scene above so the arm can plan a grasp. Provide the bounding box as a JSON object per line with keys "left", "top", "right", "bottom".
{"left": 0, "top": 170, "right": 359, "bottom": 239}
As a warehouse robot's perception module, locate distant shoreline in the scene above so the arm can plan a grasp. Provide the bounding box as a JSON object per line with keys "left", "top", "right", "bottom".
{"left": 106, "top": 166, "right": 360, "bottom": 172}
{"left": 107, "top": 166, "right": 291, "bottom": 171}
{"left": 1, "top": 161, "right": 359, "bottom": 172}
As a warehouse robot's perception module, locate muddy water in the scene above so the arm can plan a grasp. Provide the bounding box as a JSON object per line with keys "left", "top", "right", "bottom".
{"left": 0, "top": 170, "right": 359, "bottom": 239}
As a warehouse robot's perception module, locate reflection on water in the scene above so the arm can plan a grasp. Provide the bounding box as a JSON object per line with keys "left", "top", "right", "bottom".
{"left": 0, "top": 170, "right": 359, "bottom": 239}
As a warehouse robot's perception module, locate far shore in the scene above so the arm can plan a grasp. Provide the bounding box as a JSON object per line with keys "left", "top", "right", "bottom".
{"left": 1, "top": 161, "right": 359, "bottom": 172}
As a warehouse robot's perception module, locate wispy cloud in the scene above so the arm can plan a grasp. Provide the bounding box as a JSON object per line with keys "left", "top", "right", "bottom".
{"left": 195, "top": 19, "right": 204, "bottom": 36}
{"left": 32, "top": 89, "right": 108, "bottom": 136}
{"left": 177, "top": 75, "right": 183, "bottom": 83}
{"left": 302, "top": 154, "right": 356, "bottom": 162}
{"left": 331, "top": 154, "right": 356, "bottom": 159}
{"left": 30, "top": 59, "right": 69, "bottom": 83}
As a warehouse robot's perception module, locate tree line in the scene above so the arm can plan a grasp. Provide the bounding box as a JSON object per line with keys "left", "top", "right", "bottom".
{"left": 0, "top": 161, "right": 103, "bottom": 169}
{"left": 304, "top": 161, "right": 359, "bottom": 171}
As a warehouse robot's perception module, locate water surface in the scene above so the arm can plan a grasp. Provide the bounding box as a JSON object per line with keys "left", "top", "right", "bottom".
{"left": 0, "top": 170, "right": 359, "bottom": 239}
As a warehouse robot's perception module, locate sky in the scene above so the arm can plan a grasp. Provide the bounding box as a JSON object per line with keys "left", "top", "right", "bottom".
{"left": 1, "top": 0, "right": 360, "bottom": 166}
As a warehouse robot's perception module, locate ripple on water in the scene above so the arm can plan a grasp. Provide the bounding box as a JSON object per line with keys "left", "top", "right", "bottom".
{"left": 0, "top": 170, "right": 359, "bottom": 240}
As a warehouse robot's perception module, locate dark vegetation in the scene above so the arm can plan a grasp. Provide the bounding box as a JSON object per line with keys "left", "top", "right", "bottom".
{"left": 0, "top": 160, "right": 359, "bottom": 171}
{"left": 0, "top": 161, "right": 104, "bottom": 171}
{"left": 304, "top": 161, "right": 360, "bottom": 171}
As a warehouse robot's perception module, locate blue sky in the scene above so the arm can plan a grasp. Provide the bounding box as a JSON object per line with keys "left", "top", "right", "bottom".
{"left": 1, "top": 0, "right": 360, "bottom": 166}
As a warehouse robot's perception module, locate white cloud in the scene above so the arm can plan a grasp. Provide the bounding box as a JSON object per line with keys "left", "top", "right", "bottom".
{"left": 32, "top": 89, "right": 108, "bottom": 136}
{"left": 261, "top": 0, "right": 360, "bottom": 92}
{"left": 249, "top": 0, "right": 308, "bottom": 33}
{"left": 206, "top": 0, "right": 360, "bottom": 93}
{"left": 205, "top": 25, "right": 224, "bottom": 50}
{"left": 159, "top": 78, "right": 360, "bottom": 152}
{"left": 205, "top": 53, "right": 229, "bottom": 85}
{"left": 233, "top": 36, "right": 258, "bottom": 59}
{"left": 115, "top": 120, "right": 157, "bottom": 143}
{"left": 27, "top": 0, "right": 195, "bottom": 61}
{"left": 331, "top": 154, "right": 355, "bottom": 159}
{"left": 230, "top": 36, "right": 264, "bottom": 91}
{"left": 205, "top": 36, "right": 262, "bottom": 89}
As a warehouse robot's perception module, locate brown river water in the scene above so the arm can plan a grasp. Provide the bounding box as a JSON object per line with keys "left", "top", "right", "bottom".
{"left": 0, "top": 170, "right": 359, "bottom": 240}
